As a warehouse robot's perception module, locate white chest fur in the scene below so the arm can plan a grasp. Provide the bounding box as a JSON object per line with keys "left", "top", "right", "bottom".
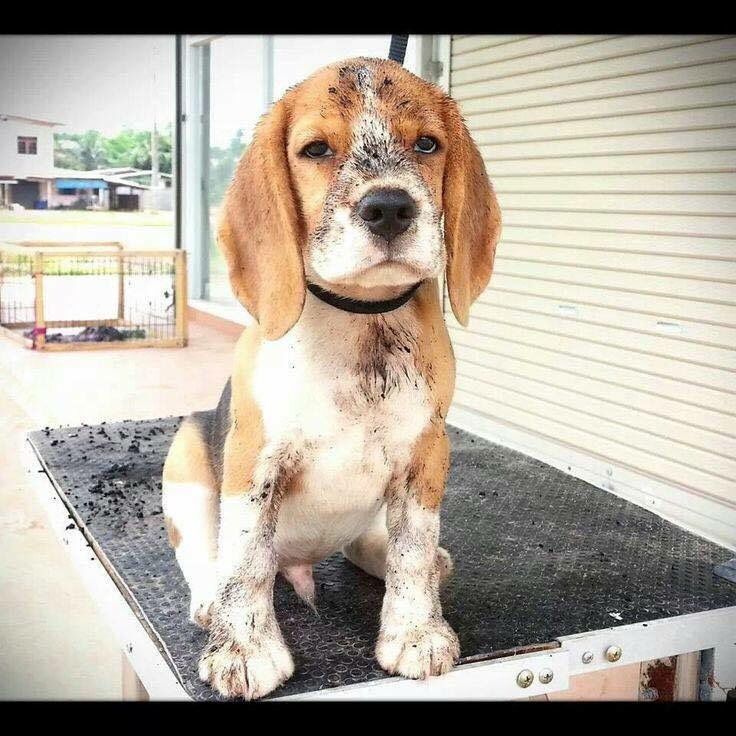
{"left": 250, "top": 297, "right": 432, "bottom": 564}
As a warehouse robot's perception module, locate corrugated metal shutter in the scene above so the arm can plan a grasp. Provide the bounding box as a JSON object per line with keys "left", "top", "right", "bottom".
{"left": 447, "top": 35, "right": 736, "bottom": 540}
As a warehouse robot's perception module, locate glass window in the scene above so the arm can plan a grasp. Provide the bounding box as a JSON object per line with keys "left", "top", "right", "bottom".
{"left": 17, "top": 136, "right": 38, "bottom": 154}
{"left": 206, "top": 36, "right": 264, "bottom": 305}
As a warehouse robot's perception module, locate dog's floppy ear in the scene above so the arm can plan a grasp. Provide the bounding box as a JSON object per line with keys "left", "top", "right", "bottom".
{"left": 217, "top": 98, "right": 306, "bottom": 340}
{"left": 441, "top": 98, "right": 502, "bottom": 326}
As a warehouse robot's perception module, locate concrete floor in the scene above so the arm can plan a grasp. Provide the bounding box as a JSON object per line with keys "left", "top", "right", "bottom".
{"left": 0, "top": 320, "right": 237, "bottom": 699}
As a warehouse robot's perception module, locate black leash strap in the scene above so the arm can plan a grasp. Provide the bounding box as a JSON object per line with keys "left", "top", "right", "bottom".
{"left": 307, "top": 281, "right": 422, "bottom": 315}
{"left": 388, "top": 35, "right": 409, "bottom": 65}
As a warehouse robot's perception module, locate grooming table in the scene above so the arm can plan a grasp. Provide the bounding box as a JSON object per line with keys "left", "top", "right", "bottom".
{"left": 25, "top": 419, "right": 736, "bottom": 700}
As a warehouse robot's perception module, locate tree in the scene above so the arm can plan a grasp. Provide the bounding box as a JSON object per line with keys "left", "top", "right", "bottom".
{"left": 54, "top": 130, "right": 107, "bottom": 170}
{"left": 208, "top": 129, "right": 248, "bottom": 205}
{"left": 54, "top": 133, "right": 84, "bottom": 170}
{"left": 103, "top": 127, "right": 172, "bottom": 174}
{"left": 103, "top": 129, "right": 150, "bottom": 170}
{"left": 53, "top": 127, "right": 173, "bottom": 174}
{"left": 77, "top": 130, "right": 108, "bottom": 170}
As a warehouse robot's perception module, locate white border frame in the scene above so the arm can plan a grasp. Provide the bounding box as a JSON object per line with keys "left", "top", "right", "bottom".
{"left": 23, "top": 440, "right": 189, "bottom": 701}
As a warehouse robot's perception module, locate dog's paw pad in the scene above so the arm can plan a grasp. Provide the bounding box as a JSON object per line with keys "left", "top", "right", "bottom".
{"left": 198, "top": 635, "right": 294, "bottom": 700}
{"left": 376, "top": 619, "right": 460, "bottom": 680}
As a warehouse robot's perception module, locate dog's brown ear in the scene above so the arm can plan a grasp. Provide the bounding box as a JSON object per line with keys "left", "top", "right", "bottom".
{"left": 217, "top": 98, "right": 305, "bottom": 340}
{"left": 442, "top": 97, "right": 502, "bottom": 326}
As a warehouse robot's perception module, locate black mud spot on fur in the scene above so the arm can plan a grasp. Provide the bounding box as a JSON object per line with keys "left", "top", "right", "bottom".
{"left": 354, "top": 317, "right": 421, "bottom": 404}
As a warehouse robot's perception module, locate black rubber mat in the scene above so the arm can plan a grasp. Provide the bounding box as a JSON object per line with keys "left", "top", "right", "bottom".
{"left": 28, "top": 418, "right": 736, "bottom": 700}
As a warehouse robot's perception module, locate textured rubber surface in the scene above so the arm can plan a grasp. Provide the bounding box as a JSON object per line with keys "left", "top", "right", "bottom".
{"left": 29, "top": 418, "right": 736, "bottom": 700}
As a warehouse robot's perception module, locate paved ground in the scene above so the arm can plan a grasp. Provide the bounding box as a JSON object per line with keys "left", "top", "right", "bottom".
{"left": 0, "top": 320, "right": 237, "bottom": 699}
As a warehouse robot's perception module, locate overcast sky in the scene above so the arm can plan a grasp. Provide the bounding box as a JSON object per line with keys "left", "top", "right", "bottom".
{"left": 0, "top": 35, "right": 175, "bottom": 135}
{"left": 0, "top": 35, "right": 416, "bottom": 145}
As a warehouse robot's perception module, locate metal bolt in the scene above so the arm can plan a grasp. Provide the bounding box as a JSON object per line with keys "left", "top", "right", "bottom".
{"left": 516, "top": 669, "right": 534, "bottom": 688}
{"left": 582, "top": 651, "right": 594, "bottom": 664}
{"left": 539, "top": 668, "right": 554, "bottom": 684}
{"left": 605, "top": 645, "right": 622, "bottom": 663}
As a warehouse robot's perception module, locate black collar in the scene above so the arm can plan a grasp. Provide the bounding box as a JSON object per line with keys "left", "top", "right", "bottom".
{"left": 306, "top": 281, "right": 422, "bottom": 315}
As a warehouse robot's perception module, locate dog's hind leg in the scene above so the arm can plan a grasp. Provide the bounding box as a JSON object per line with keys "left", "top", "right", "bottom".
{"left": 343, "top": 506, "right": 390, "bottom": 579}
{"left": 162, "top": 417, "right": 219, "bottom": 629}
{"left": 343, "top": 506, "right": 454, "bottom": 583}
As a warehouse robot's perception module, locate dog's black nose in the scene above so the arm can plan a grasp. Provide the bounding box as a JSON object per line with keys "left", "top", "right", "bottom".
{"left": 356, "top": 188, "right": 416, "bottom": 242}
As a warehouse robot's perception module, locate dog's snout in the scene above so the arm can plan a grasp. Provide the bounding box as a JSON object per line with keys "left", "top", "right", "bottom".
{"left": 356, "top": 188, "right": 416, "bottom": 242}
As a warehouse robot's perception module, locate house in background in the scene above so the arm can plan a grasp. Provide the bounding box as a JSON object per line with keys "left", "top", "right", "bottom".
{"left": 94, "top": 167, "right": 173, "bottom": 190}
{"left": 0, "top": 113, "right": 150, "bottom": 211}
{"left": 0, "top": 114, "right": 59, "bottom": 208}
{"left": 93, "top": 167, "right": 173, "bottom": 210}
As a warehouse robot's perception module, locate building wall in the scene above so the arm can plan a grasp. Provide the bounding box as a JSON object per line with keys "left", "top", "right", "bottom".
{"left": 447, "top": 35, "right": 736, "bottom": 548}
{"left": 47, "top": 190, "right": 101, "bottom": 209}
{"left": 0, "top": 117, "right": 55, "bottom": 177}
{"left": 140, "top": 188, "right": 172, "bottom": 211}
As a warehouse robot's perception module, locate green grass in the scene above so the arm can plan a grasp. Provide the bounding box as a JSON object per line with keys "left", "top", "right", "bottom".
{"left": 0, "top": 209, "right": 174, "bottom": 227}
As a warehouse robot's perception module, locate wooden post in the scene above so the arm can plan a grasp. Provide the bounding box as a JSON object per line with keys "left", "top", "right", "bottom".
{"left": 0, "top": 249, "right": 4, "bottom": 322}
{"left": 33, "top": 251, "right": 45, "bottom": 349}
{"left": 175, "top": 250, "right": 188, "bottom": 345}
{"left": 117, "top": 252, "right": 125, "bottom": 323}
{"left": 674, "top": 651, "right": 701, "bottom": 701}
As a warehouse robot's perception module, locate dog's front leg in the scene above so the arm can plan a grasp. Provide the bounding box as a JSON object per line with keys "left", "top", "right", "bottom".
{"left": 198, "top": 445, "right": 298, "bottom": 700}
{"left": 376, "top": 422, "right": 460, "bottom": 679}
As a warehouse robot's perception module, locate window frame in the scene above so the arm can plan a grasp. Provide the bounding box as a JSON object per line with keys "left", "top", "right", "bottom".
{"left": 17, "top": 136, "right": 38, "bottom": 155}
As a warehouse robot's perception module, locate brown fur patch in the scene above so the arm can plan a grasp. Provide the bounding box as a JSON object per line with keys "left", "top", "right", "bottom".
{"left": 405, "top": 417, "right": 451, "bottom": 511}
{"left": 441, "top": 95, "right": 502, "bottom": 326}
{"left": 217, "top": 99, "right": 306, "bottom": 341}
{"left": 164, "top": 516, "right": 182, "bottom": 548}
{"left": 410, "top": 279, "right": 456, "bottom": 417}
{"left": 221, "top": 326, "right": 266, "bottom": 497}
{"left": 162, "top": 419, "right": 217, "bottom": 488}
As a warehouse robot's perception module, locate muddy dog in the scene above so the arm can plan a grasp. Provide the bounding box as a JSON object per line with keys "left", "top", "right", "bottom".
{"left": 162, "top": 56, "right": 501, "bottom": 699}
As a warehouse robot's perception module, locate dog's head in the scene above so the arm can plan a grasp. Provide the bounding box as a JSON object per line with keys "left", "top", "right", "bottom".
{"left": 219, "top": 57, "right": 501, "bottom": 339}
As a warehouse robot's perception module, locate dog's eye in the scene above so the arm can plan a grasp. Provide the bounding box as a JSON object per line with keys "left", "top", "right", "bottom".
{"left": 302, "top": 141, "right": 333, "bottom": 158}
{"left": 414, "top": 136, "right": 438, "bottom": 154}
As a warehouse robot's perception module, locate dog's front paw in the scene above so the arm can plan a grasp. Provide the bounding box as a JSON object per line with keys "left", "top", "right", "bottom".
{"left": 198, "top": 630, "right": 294, "bottom": 700}
{"left": 376, "top": 618, "right": 460, "bottom": 679}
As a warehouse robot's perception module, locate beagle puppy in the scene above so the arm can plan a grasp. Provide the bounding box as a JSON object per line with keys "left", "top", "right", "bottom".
{"left": 162, "top": 57, "right": 501, "bottom": 700}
